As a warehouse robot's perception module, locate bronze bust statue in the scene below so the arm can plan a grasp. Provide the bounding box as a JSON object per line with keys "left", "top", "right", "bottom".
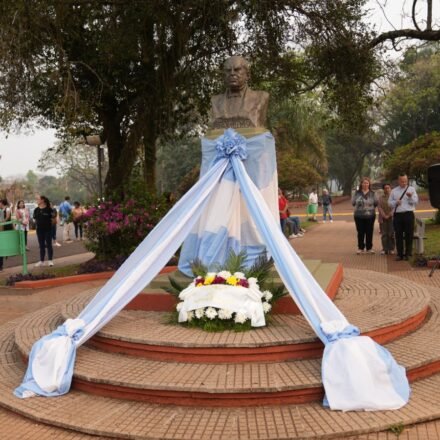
{"left": 210, "top": 56, "right": 269, "bottom": 130}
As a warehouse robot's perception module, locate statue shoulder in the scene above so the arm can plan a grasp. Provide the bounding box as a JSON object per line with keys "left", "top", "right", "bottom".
{"left": 247, "top": 89, "right": 269, "bottom": 103}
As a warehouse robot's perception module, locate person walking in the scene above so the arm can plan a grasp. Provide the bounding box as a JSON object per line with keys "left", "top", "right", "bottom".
{"left": 377, "top": 183, "right": 395, "bottom": 255}
{"left": 72, "top": 201, "right": 85, "bottom": 240}
{"left": 59, "top": 196, "right": 73, "bottom": 242}
{"left": 15, "top": 200, "right": 30, "bottom": 250}
{"left": 51, "top": 206, "right": 61, "bottom": 247}
{"left": 321, "top": 189, "right": 333, "bottom": 223}
{"left": 352, "top": 177, "right": 378, "bottom": 254}
{"left": 33, "top": 195, "right": 56, "bottom": 267}
{"left": 388, "top": 174, "right": 419, "bottom": 261}
{"left": 307, "top": 189, "right": 318, "bottom": 221}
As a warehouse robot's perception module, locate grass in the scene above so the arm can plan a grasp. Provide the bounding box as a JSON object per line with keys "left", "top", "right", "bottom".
{"left": 423, "top": 222, "right": 440, "bottom": 259}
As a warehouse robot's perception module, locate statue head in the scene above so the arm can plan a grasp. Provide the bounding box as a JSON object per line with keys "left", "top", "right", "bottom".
{"left": 223, "top": 56, "right": 250, "bottom": 93}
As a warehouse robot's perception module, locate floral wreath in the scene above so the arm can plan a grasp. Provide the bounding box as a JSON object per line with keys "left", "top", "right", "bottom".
{"left": 166, "top": 252, "right": 287, "bottom": 332}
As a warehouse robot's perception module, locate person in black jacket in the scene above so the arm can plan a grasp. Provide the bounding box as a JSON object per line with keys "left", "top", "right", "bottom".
{"left": 33, "top": 195, "right": 56, "bottom": 267}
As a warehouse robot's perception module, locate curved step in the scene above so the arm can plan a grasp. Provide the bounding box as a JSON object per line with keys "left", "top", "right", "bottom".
{"left": 3, "top": 323, "right": 440, "bottom": 439}
{"left": 11, "top": 271, "right": 436, "bottom": 408}
{"left": 58, "top": 269, "right": 430, "bottom": 363}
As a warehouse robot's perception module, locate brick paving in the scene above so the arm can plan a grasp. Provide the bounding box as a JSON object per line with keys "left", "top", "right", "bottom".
{"left": 0, "top": 213, "right": 439, "bottom": 438}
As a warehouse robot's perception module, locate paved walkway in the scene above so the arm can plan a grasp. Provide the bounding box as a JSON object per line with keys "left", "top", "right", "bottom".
{"left": 0, "top": 213, "right": 440, "bottom": 439}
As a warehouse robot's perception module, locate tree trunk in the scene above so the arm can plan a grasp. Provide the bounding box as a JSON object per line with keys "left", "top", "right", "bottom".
{"left": 343, "top": 181, "right": 353, "bottom": 196}
{"left": 143, "top": 122, "right": 157, "bottom": 193}
{"left": 100, "top": 96, "right": 141, "bottom": 200}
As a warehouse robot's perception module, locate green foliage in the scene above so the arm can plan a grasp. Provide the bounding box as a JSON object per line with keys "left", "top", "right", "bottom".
{"left": 326, "top": 123, "right": 383, "bottom": 195}
{"left": 0, "top": 1, "right": 396, "bottom": 197}
{"left": 156, "top": 137, "right": 201, "bottom": 194}
{"left": 388, "top": 422, "right": 405, "bottom": 437}
{"left": 384, "top": 132, "right": 440, "bottom": 187}
{"left": 380, "top": 45, "right": 440, "bottom": 149}
{"left": 169, "top": 311, "right": 252, "bottom": 333}
{"left": 270, "top": 94, "right": 329, "bottom": 192}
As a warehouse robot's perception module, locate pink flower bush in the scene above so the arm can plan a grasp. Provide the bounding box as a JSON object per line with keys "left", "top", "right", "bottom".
{"left": 83, "top": 196, "right": 170, "bottom": 260}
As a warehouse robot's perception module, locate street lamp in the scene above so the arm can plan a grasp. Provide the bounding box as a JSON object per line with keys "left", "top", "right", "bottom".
{"left": 84, "top": 135, "right": 104, "bottom": 201}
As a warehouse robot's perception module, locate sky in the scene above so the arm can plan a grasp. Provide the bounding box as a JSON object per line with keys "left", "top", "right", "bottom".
{"left": 0, "top": 1, "right": 438, "bottom": 179}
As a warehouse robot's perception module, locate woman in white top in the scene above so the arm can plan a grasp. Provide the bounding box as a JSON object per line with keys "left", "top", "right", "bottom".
{"left": 15, "top": 200, "right": 30, "bottom": 250}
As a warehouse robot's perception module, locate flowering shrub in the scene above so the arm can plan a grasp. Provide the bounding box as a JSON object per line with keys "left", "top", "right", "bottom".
{"left": 82, "top": 196, "right": 170, "bottom": 260}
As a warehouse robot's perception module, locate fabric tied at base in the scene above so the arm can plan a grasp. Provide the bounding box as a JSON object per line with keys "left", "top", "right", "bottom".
{"left": 230, "top": 155, "right": 410, "bottom": 411}
{"left": 14, "top": 319, "right": 85, "bottom": 398}
{"left": 321, "top": 320, "right": 410, "bottom": 411}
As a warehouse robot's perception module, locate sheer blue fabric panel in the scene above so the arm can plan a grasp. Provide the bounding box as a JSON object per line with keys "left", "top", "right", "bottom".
{"left": 15, "top": 159, "right": 228, "bottom": 398}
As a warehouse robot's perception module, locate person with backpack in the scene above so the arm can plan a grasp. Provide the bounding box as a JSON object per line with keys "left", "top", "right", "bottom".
{"left": 58, "top": 196, "right": 73, "bottom": 242}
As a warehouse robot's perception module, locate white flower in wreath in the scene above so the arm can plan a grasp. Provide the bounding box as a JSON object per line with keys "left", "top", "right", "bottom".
{"left": 217, "top": 270, "right": 232, "bottom": 279}
{"left": 262, "top": 302, "right": 272, "bottom": 313}
{"left": 263, "top": 290, "right": 273, "bottom": 301}
{"left": 187, "top": 311, "right": 194, "bottom": 321}
{"left": 176, "top": 302, "right": 184, "bottom": 312}
{"left": 206, "top": 272, "right": 216, "bottom": 278}
{"left": 205, "top": 307, "right": 218, "bottom": 320}
{"left": 218, "top": 309, "right": 233, "bottom": 320}
{"left": 195, "top": 308, "right": 205, "bottom": 319}
{"left": 234, "top": 312, "right": 248, "bottom": 324}
{"left": 233, "top": 272, "right": 246, "bottom": 279}
{"left": 247, "top": 277, "right": 258, "bottom": 287}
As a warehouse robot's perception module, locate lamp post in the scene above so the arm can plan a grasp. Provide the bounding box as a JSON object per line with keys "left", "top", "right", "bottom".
{"left": 85, "top": 135, "right": 104, "bottom": 201}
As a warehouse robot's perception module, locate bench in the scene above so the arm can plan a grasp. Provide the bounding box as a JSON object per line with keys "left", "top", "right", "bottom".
{"left": 0, "top": 221, "right": 28, "bottom": 274}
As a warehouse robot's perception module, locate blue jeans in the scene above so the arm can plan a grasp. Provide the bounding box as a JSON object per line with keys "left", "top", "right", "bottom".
{"left": 323, "top": 204, "right": 333, "bottom": 220}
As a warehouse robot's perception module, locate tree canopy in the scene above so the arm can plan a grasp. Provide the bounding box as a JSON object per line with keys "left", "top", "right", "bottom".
{"left": 1, "top": 1, "right": 440, "bottom": 198}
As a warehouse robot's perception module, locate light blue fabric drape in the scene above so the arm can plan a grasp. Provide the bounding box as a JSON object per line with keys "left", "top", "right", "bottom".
{"left": 15, "top": 129, "right": 410, "bottom": 411}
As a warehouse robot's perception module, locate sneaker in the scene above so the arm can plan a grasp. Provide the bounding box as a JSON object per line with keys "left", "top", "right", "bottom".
{"left": 53, "top": 241, "right": 62, "bottom": 247}
{"left": 389, "top": 250, "right": 395, "bottom": 255}
{"left": 297, "top": 232, "right": 304, "bottom": 237}
{"left": 48, "top": 260, "right": 54, "bottom": 267}
{"left": 356, "top": 249, "right": 362, "bottom": 254}
{"left": 330, "top": 220, "right": 333, "bottom": 223}
{"left": 367, "top": 249, "right": 375, "bottom": 254}
{"left": 323, "top": 220, "right": 326, "bottom": 223}
{"left": 25, "top": 247, "right": 30, "bottom": 251}
{"left": 380, "top": 250, "right": 386, "bottom": 255}
{"left": 34, "top": 261, "right": 44, "bottom": 267}
{"left": 289, "top": 234, "right": 299, "bottom": 239}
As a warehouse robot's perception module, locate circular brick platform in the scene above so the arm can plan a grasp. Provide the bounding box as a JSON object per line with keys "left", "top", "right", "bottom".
{"left": 1, "top": 269, "right": 440, "bottom": 438}
{"left": 11, "top": 269, "right": 432, "bottom": 408}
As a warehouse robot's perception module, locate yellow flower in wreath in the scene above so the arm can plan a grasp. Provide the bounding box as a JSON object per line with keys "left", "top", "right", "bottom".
{"left": 204, "top": 275, "right": 215, "bottom": 285}
{"left": 226, "top": 276, "right": 238, "bottom": 286}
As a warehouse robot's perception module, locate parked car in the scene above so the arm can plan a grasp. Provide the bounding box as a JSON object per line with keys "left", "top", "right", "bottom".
{"left": 25, "top": 203, "right": 37, "bottom": 229}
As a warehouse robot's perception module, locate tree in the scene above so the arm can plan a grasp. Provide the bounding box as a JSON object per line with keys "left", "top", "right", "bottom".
{"left": 379, "top": 45, "right": 440, "bottom": 149}
{"left": 0, "top": 1, "right": 384, "bottom": 198}
{"left": 1, "top": 1, "right": 440, "bottom": 199}
{"left": 269, "top": 94, "right": 328, "bottom": 192}
{"left": 384, "top": 131, "right": 440, "bottom": 187}
{"left": 326, "top": 124, "right": 383, "bottom": 195}
{"left": 38, "top": 139, "right": 106, "bottom": 201}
